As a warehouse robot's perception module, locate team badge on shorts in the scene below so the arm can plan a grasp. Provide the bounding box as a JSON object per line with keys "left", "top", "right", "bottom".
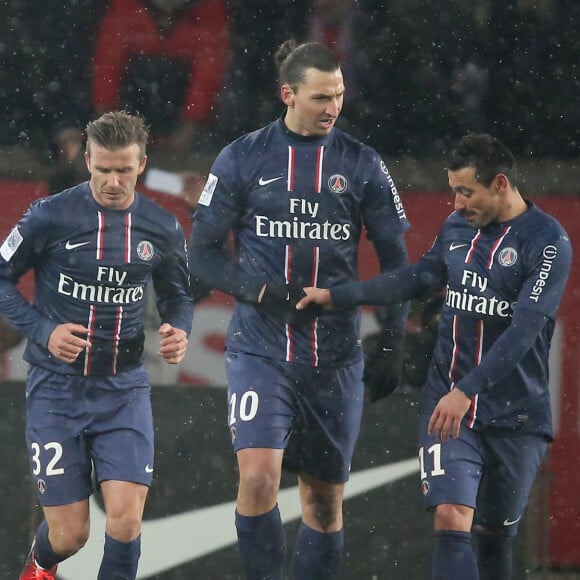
{"left": 421, "top": 479, "right": 430, "bottom": 495}
{"left": 328, "top": 174, "right": 348, "bottom": 194}
{"left": 230, "top": 426, "right": 237, "bottom": 443}
{"left": 38, "top": 479, "right": 46, "bottom": 494}
{"left": 137, "top": 240, "right": 154, "bottom": 261}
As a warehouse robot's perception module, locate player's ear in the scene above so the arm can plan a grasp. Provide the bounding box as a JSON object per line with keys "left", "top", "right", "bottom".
{"left": 280, "top": 84, "right": 295, "bottom": 107}
{"left": 494, "top": 173, "right": 508, "bottom": 191}
{"left": 138, "top": 155, "right": 148, "bottom": 174}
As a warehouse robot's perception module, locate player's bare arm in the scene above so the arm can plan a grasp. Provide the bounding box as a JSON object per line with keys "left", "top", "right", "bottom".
{"left": 295, "top": 287, "right": 333, "bottom": 310}
{"left": 48, "top": 323, "right": 91, "bottom": 363}
{"left": 158, "top": 323, "right": 189, "bottom": 364}
{"left": 428, "top": 388, "right": 472, "bottom": 441}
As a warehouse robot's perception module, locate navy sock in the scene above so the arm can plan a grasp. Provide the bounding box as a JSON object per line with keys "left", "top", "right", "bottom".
{"left": 33, "top": 520, "right": 64, "bottom": 570}
{"left": 291, "top": 522, "right": 344, "bottom": 580}
{"left": 432, "top": 530, "right": 479, "bottom": 580}
{"left": 235, "top": 505, "right": 286, "bottom": 580}
{"left": 475, "top": 531, "right": 513, "bottom": 580}
{"left": 97, "top": 533, "right": 141, "bottom": 580}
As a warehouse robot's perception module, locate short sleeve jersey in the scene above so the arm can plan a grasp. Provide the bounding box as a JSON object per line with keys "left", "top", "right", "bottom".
{"left": 195, "top": 118, "right": 410, "bottom": 366}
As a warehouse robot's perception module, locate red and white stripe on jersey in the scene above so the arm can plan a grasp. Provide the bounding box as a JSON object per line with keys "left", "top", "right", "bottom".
{"left": 287, "top": 146, "right": 295, "bottom": 192}
{"left": 84, "top": 306, "right": 125, "bottom": 376}
{"left": 287, "top": 145, "right": 325, "bottom": 193}
{"left": 465, "top": 226, "right": 512, "bottom": 269}
{"left": 315, "top": 146, "right": 324, "bottom": 193}
{"left": 284, "top": 244, "right": 321, "bottom": 366}
{"left": 283, "top": 145, "right": 325, "bottom": 364}
{"left": 124, "top": 213, "right": 132, "bottom": 263}
{"left": 111, "top": 306, "right": 124, "bottom": 374}
{"left": 448, "top": 313, "right": 484, "bottom": 428}
{"left": 448, "top": 314, "right": 460, "bottom": 389}
{"left": 459, "top": 227, "right": 513, "bottom": 425}
{"left": 310, "top": 246, "right": 320, "bottom": 366}
{"left": 84, "top": 304, "right": 96, "bottom": 376}
{"left": 487, "top": 226, "right": 511, "bottom": 269}
{"left": 83, "top": 211, "right": 134, "bottom": 375}
{"left": 465, "top": 319, "right": 484, "bottom": 428}
{"left": 96, "top": 211, "right": 106, "bottom": 261}
{"left": 284, "top": 244, "right": 294, "bottom": 362}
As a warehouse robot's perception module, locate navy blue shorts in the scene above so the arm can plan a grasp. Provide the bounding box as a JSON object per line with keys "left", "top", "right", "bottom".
{"left": 418, "top": 414, "right": 548, "bottom": 536}
{"left": 25, "top": 365, "right": 154, "bottom": 506}
{"left": 225, "top": 351, "right": 365, "bottom": 483}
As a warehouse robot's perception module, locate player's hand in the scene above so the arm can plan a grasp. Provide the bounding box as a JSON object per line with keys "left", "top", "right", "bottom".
{"left": 158, "top": 323, "right": 188, "bottom": 364}
{"left": 259, "top": 283, "right": 322, "bottom": 325}
{"left": 295, "top": 287, "right": 332, "bottom": 310}
{"left": 362, "top": 329, "right": 405, "bottom": 402}
{"left": 428, "top": 388, "right": 472, "bottom": 441}
{"left": 48, "top": 323, "right": 91, "bottom": 364}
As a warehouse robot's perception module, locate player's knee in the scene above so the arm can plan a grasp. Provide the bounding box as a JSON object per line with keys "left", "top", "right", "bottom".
{"left": 239, "top": 469, "right": 280, "bottom": 504}
{"left": 105, "top": 513, "right": 143, "bottom": 543}
{"left": 310, "top": 501, "right": 340, "bottom": 531}
{"left": 301, "top": 486, "right": 343, "bottom": 531}
{"left": 51, "top": 523, "right": 90, "bottom": 556}
{"left": 434, "top": 503, "right": 474, "bottom": 532}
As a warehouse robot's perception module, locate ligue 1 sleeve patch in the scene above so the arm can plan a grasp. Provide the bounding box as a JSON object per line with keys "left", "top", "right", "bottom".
{"left": 198, "top": 173, "right": 218, "bottom": 206}
{"left": 0, "top": 226, "right": 23, "bottom": 261}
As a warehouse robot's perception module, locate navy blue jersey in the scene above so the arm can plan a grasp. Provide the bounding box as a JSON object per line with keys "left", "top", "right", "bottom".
{"left": 193, "top": 118, "right": 409, "bottom": 366}
{"left": 333, "top": 202, "right": 571, "bottom": 437}
{"left": 419, "top": 204, "right": 571, "bottom": 436}
{"left": 0, "top": 182, "right": 193, "bottom": 376}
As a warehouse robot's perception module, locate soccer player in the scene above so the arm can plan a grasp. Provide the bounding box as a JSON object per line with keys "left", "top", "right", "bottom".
{"left": 0, "top": 111, "right": 193, "bottom": 580}
{"left": 188, "top": 40, "right": 410, "bottom": 578}
{"left": 296, "top": 133, "right": 572, "bottom": 580}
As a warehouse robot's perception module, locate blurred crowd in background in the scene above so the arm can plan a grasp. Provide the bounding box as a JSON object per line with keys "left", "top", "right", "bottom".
{"left": 0, "top": 0, "right": 578, "bottom": 177}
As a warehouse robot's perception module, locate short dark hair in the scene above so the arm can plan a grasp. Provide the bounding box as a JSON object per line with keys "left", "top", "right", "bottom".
{"left": 446, "top": 133, "right": 518, "bottom": 187}
{"left": 274, "top": 40, "right": 340, "bottom": 90}
{"left": 85, "top": 110, "right": 149, "bottom": 159}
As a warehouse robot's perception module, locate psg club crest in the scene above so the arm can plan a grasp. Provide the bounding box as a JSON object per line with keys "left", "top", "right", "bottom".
{"left": 328, "top": 174, "right": 348, "bottom": 194}
{"left": 498, "top": 247, "right": 518, "bottom": 267}
{"left": 137, "top": 241, "right": 154, "bottom": 261}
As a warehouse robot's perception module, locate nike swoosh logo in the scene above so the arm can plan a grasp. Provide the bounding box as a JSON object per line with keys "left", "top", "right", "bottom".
{"left": 449, "top": 243, "right": 468, "bottom": 251}
{"left": 58, "top": 457, "right": 418, "bottom": 578}
{"left": 145, "top": 465, "right": 154, "bottom": 473}
{"left": 503, "top": 515, "right": 522, "bottom": 526}
{"left": 258, "top": 176, "right": 284, "bottom": 186}
{"left": 65, "top": 241, "right": 91, "bottom": 250}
